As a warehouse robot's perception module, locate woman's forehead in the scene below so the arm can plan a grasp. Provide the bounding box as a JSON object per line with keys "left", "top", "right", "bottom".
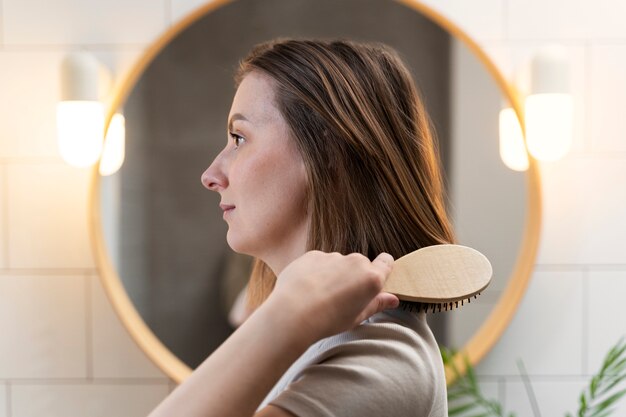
{"left": 229, "top": 72, "right": 282, "bottom": 128}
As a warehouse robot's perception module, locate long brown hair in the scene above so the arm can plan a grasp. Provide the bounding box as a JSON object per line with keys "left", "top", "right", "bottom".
{"left": 235, "top": 38, "right": 456, "bottom": 309}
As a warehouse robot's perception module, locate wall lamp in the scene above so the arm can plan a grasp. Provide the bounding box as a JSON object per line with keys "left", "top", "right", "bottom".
{"left": 499, "top": 45, "right": 573, "bottom": 171}
{"left": 57, "top": 51, "right": 125, "bottom": 175}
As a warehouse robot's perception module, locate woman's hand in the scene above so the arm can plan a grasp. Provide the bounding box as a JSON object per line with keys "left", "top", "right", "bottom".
{"left": 267, "top": 251, "right": 400, "bottom": 344}
{"left": 149, "top": 251, "right": 399, "bottom": 417}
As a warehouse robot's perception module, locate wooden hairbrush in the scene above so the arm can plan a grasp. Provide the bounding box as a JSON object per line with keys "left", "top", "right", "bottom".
{"left": 382, "top": 244, "right": 492, "bottom": 313}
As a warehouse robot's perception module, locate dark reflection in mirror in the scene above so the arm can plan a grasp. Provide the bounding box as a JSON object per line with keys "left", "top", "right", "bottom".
{"left": 100, "top": 0, "right": 525, "bottom": 369}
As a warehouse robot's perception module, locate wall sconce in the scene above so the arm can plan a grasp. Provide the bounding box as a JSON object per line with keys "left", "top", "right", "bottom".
{"left": 58, "top": 52, "right": 105, "bottom": 167}
{"left": 57, "top": 51, "right": 125, "bottom": 175}
{"left": 499, "top": 45, "right": 573, "bottom": 170}
{"left": 525, "top": 46, "right": 573, "bottom": 162}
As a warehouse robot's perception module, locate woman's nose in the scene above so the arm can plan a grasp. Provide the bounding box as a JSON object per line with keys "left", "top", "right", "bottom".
{"left": 201, "top": 154, "right": 228, "bottom": 191}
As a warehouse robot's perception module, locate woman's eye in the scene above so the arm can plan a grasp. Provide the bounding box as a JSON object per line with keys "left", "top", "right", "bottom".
{"left": 229, "top": 132, "right": 245, "bottom": 148}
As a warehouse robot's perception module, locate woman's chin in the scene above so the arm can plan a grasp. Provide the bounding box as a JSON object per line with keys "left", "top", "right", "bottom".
{"left": 225, "top": 231, "right": 254, "bottom": 256}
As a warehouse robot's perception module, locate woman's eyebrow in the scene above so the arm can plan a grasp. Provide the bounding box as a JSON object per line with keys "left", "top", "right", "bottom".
{"left": 228, "top": 113, "right": 250, "bottom": 131}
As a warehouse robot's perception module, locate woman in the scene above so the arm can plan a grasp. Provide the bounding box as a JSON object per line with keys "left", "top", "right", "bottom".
{"left": 150, "top": 38, "right": 454, "bottom": 417}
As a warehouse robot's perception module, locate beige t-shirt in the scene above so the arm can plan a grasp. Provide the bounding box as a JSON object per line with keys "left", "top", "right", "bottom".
{"left": 257, "top": 308, "right": 447, "bottom": 417}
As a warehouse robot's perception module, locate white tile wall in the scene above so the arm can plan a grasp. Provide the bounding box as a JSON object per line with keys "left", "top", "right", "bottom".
{"left": 11, "top": 384, "right": 169, "bottom": 417}
{"left": 1, "top": 0, "right": 625, "bottom": 414}
{"left": 416, "top": 0, "right": 506, "bottom": 41}
{"left": 509, "top": 0, "right": 626, "bottom": 41}
{"left": 588, "top": 0, "right": 626, "bottom": 39}
{"left": 536, "top": 157, "right": 626, "bottom": 265}
{"left": 91, "top": 274, "right": 168, "bottom": 378}
{"left": 590, "top": 45, "right": 626, "bottom": 153}
{"left": 505, "top": 379, "right": 588, "bottom": 416}
{"left": 0, "top": 274, "right": 86, "bottom": 378}
{"left": 171, "top": 0, "right": 220, "bottom": 24}
{"left": 7, "top": 163, "right": 94, "bottom": 269}
{"left": 0, "top": 51, "right": 64, "bottom": 158}
{"left": 587, "top": 269, "right": 626, "bottom": 374}
{"left": 3, "top": 0, "right": 167, "bottom": 45}
{"left": 507, "top": 0, "right": 588, "bottom": 40}
{"left": 477, "top": 270, "right": 584, "bottom": 376}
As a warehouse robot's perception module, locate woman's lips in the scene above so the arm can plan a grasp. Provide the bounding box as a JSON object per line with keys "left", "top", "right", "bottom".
{"left": 219, "top": 204, "right": 235, "bottom": 216}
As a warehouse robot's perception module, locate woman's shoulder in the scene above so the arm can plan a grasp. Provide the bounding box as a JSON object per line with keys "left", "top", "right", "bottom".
{"left": 320, "top": 308, "right": 441, "bottom": 361}
{"left": 266, "top": 309, "right": 448, "bottom": 416}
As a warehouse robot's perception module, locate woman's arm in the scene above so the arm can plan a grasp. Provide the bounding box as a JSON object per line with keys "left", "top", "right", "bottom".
{"left": 148, "top": 251, "right": 399, "bottom": 417}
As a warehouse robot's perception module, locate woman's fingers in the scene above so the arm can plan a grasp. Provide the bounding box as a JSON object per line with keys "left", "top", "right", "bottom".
{"left": 271, "top": 251, "right": 400, "bottom": 340}
{"left": 370, "top": 252, "right": 394, "bottom": 287}
{"left": 372, "top": 252, "right": 394, "bottom": 268}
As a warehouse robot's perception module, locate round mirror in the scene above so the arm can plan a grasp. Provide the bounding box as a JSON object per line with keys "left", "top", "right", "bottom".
{"left": 90, "top": 0, "right": 541, "bottom": 383}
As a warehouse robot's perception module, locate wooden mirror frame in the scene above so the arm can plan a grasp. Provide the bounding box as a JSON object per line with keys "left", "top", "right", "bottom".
{"left": 89, "top": 0, "right": 542, "bottom": 384}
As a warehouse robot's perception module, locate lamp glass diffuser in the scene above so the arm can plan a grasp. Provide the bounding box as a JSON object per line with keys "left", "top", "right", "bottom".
{"left": 499, "top": 107, "right": 529, "bottom": 171}
{"left": 99, "top": 113, "right": 126, "bottom": 176}
{"left": 525, "top": 93, "right": 573, "bottom": 161}
{"left": 57, "top": 101, "right": 104, "bottom": 167}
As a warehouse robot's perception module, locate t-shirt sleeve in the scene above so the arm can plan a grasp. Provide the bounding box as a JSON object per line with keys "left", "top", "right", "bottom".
{"left": 268, "top": 322, "right": 444, "bottom": 417}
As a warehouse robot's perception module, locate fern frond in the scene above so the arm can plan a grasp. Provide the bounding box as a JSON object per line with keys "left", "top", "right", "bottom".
{"left": 441, "top": 346, "right": 514, "bottom": 417}
{"left": 567, "top": 337, "right": 626, "bottom": 417}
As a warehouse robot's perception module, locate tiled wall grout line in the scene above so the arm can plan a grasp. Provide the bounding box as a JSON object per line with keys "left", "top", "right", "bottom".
{"left": 502, "top": 0, "right": 509, "bottom": 42}
{"left": 564, "top": 151, "right": 626, "bottom": 158}
{"left": 0, "top": 268, "right": 98, "bottom": 276}
{"left": 501, "top": 376, "right": 509, "bottom": 413}
{"left": 0, "top": 0, "right": 4, "bottom": 46}
{"left": 6, "top": 382, "right": 11, "bottom": 417}
{"left": 86, "top": 273, "right": 93, "bottom": 381}
{"left": 582, "top": 266, "right": 589, "bottom": 375}
{"left": 0, "top": 43, "right": 148, "bottom": 51}
{"left": 583, "top": 41, "right": 592, "bottom": 153}
{"left": 0, "top": 158, "right": 70, "bottom": 165}
{"left": 496, "top": 37, "right": 626, "bottom": 45}
{"left": 534, "top": 264, "right": 588, "bottom": 272}
{"left": 498, "top": 376, "right": 506, "bottom": 412}
{"left": 490, "top": 374, "right": 598, "bottom": 381}
{"left": 2, "top": 163, "right": 8, "bottom": 268}
{"left": 535, "top": 264, "right": 626, "bottom": 271}
{"left": 2, "top": 378, "right": 169, "bottom": 385}
{"left": 165, "top": 0, "right": 172, "bottom": 27}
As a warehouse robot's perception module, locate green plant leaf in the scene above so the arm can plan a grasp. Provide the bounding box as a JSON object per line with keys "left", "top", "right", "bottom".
{"left": 569, "top": 336, "right": 626, "bottom": 417}
{"left": 595, "top": 374, "right": 626, "bottom": 398}
{"left": 442, "top": 346, "right": 513, "bottom": 417}
{"left": 588, "top": 388, "right": 626, "bottom": 416}
{"left": 449, "top": 402, "right": 478, "bottom": 415}
{"left": 591, "top": 375, "right": 599, "bottom": 397}
{"left": 589, "top": 408, "right": 612, "bottom": 417}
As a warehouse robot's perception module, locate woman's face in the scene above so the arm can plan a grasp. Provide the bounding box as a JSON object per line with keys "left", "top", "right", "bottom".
{"left": 201, "top": 71, "right": 310, "bottom": 271}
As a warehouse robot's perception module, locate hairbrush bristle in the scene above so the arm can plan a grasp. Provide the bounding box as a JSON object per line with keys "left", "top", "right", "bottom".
{"left": 396, "top": 292, "right": 482, "bottom": 314}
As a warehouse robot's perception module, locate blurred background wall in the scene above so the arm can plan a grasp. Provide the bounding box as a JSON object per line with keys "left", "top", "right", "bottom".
{"left": 0, "top": 0, "right": 624, "bottom": 415}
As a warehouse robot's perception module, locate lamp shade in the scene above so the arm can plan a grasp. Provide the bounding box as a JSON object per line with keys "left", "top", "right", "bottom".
{"left": 525, "top": 45, "right": 573, "bottom": 161}
{"left": 57, "top": 52, "right": 105, "bottom": 167}
{"left": 60, "top": 52, "right": 100, "bottom": 101}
